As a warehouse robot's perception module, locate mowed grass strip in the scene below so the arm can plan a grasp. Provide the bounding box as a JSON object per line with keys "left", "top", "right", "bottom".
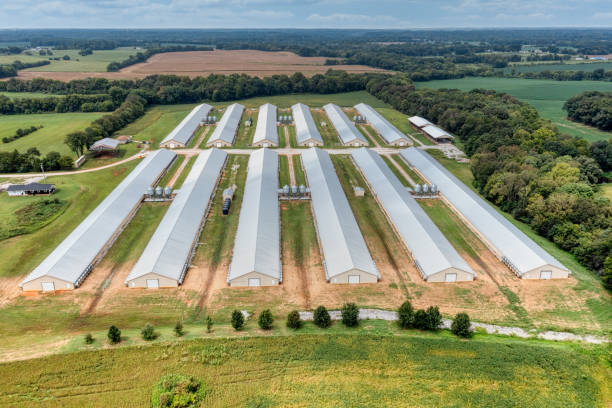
{"left": 390, "top": 153, "right": 425, "bottom": 184}
{"left": 279, "top": 155, "right": 290, "bottom": 187}
{"left": 278, "top": 126, "right": 286, "bottom": 147}
{"left": 171, "top": 156, "right": 196, "bottom": 189}
{"left": 157, "top": 155, "right": 185, "bottom": 187}
{"left": 0, "top": 334, "right": 605, "bottom": 407}
{"left": 233, "top": 109, "right": 257, "bottom": 148}
{"left": 382, "top": 155, "right": 410, "bottom": 187}
{"left": 311, "top": 109, "right": 340, "bottom": 147}
{"left": 288, "top": 125, "right": 297, "bottom": 147}
{"left": 281, "top": 201, "right": 319, "bottom": 267}
{"left": 359, "top": 123, "right": 387, "bottom": 147}
{"left": 292, "top": 154, "right": 306, "bottom": 185}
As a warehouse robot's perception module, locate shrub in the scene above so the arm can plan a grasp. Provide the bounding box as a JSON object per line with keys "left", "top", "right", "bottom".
{"left": 231, "top": 310, "right": 245, "bottom": 331}
{"left": 174, "top": 321, "right": 184, "bottom": 337}
{"left": 286, "top": 310, "right": 302, "bottom": 329}
{"left": 107, "top": 325, "right": 121, "bottom": 344}
{"left": 341, "top": 303, "right": 359, "bottom": 327}
{"left": 425, "top": 306, "right": 442, "bottom": 331}
{"left": 397, "top": 300, "right": 414, "bottom": 329}
{"left": 141, "top": 323, "right": 157, "bottom": 341}
{"left": 84, "top": 333, "right": 94, "bottom": 344}
{"left": 206, "top": 316, "right": 213, "bottom": 333}
{"left": 151, "top": 373, "right": 207, "bottom": 408}
{"left": 258, "top": 309, "right": 274, "bottom": 330}
{"left": 313, "top": 305, "right": 331, "bottom": 328}
{"left": 413, "top": 309, "right": 428, "bottom": 330}
{"left": 451, "top": 313, "right": 473, "bottom": 338}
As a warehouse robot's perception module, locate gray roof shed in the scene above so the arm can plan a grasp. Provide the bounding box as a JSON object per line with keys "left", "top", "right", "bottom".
{"left": 207, "top": 103, "right": 244, "bottom": 146}
{"left": 323, "top": 103, "right": 368, "bottom": 145}
{"left": 291, "top": 103, "right": 323, "bottom": 146}
{"left": 354, "top": 103, "right": 409, "bottom": 145}
{"left": 160, "top": 104, "right": 212, "bottom": 146}
{"left": 252, "top": 103, "right": 278, "bottom": 146}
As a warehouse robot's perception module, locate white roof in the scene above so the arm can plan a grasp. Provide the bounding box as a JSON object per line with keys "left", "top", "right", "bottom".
{"left": 91, "top": 137, "right": 119, "bottom": 150}
{"left": 351, "top": 148, "right": 474, "bottom": 279}
{"left": 354, "top": 103, "right": 408, "bottom": 144}
{"left": 291, "top": 103, "right": 323, "bottom": 145}
{"left": 228, "top": 149, "right": 281, "bottom": 282}
{"left": 126, "top": 149, "right": 227, "bottom": 285}
{"left": 252, "top": 103, "right": 278, "bottom": 145}
{"left": 20, "top": 149, "right": 177, "bottom": 287}
{"left": 421, "top": 124, "right": 454, "bottom": 140}
{"left": 161, "top": 104, "right": 212, "bottom": 146}
{"left": 400, "top": 148, "right": 568, "bottom": 276}
{"left": 302, "top": 148, "right": 379, "bottom": 280}
{"left": 408, "top": 116, "right": 433, "bottom": 128}
{"left": 208, "top": 103, "right": 245, "bottom": 145}
{"left": 323, "top": 103, "right": 368, "bottom": 145}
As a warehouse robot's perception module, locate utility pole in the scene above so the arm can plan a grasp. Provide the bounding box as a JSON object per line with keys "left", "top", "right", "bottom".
{"left": 40, "top": 163, "right": 46, "bottom": 183}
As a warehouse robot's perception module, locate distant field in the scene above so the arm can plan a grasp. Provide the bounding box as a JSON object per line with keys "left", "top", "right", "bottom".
{"left": 0, "top": 91, "right": 61, "bottom": 99}
{"left": 504, "top": 61, "right": 612, "bottom": 73}
{"left": 415, "top": 77, "right": 612, "bottom": 142}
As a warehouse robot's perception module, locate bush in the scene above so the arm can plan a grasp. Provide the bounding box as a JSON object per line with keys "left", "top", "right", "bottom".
{"left": 231, "top": 310, "right": 245, "bottom": 331}
{"left": 341, "top": 303, "right": 359, "bottom": 327}
{"left": 84, "top": 333, "right": 94, "bottom": 344}
{"left": 141, "top": 323, "right": 157, "bottom": 341}
{"left": 174, "top": 321, "right": 184, "bottom": 337}
{"left": 397, "top": 300, "right": 414, "bottom": 329}
{"left": 413, "top": 309, "right": 428, "bottom": 330}
{"left": 425, "top": 306, "right": 442, "bottom": 331}
{"left": 451, "top": 313, "right": 473, "bottom": 338}
{"left": 258, "top": 309, "right": 274, "bottom": 330}
{"left": 313, "top": 305, "right": 331, "bottom": 328}
{"left": 286, "top": 310, "right": 302, "bottom": 329}
{"left": 107, "top": 325, "right": 121, "bottom": 344}
{"left": 206, "top": 316, "right": 213, "bottom": 333}
{"left": 151, "top": 373, "right": 207, "bottom": 408}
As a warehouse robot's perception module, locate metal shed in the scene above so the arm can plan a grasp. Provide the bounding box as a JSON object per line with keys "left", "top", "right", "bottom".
{"left": 252, "top": 103, "right": 278, "bottom": 147}
{"left": 206, "top": 103, "right": 245, "bottom": 147}
{"left": 354, "top": 103, "right": 410, "bottom": 146}
{"left": 400, "top": 148, "right": 570, "bottom": 279}
{"left": 323, "top": 103, "right": 368, "bottom": 147}
{"left": 160, "top": 104, "right": 212, "bottom": 148}
{"left": 227, "top": 149, "right": 281, "bottom": 286}
{"left": 90, "top": 137, "right": 120, "bottom": 152}
{"left": 125, "top": 149, "right": 228, "bottom": 288}
{"left": 351, "top": 148, "right": 475, "bottom": 282}
{"left": 302, "top": 148, "right": 379, "bottom": 284}
{"left": 408, "top": 116, "right": 433, "bottom": 129}
{"left": 19, "top": 149, "right": 177, "bottom": 292}
{"left": 291, "top": 103, "right": 324, "bottom": 147}
{"left": 421, "top": 124, "right": 454, "bottom": 143}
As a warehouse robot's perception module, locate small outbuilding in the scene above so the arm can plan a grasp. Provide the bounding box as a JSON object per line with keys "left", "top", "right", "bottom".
{"left": 7, "top": 183, "right": 55, "bottom": 196}
{"left": 90, "top": 138, "right": 120, "bottom": 152}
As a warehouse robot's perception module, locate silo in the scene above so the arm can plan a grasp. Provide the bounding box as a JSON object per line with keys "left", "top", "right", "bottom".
{"left": 146, "top": 186, "right": 154, "bottom": 197}
{"left": 414, "top": 184, "right": 422, "bottom": 194}
{"left": 299, "top": 184, "right": 306, "bottom": 195}
{"left": 291, "top": 185, "right": 298, "bottom": 196}
{"left": 164, "top": 186, "right": 172, "bottom": 197}
{"left": 430, "top": 184, "right": 438, "bottom": 193}
{"left": 422, "top": 184, "right": 429, "bottom": 194}
{"left": 283, "top": 185, "right": 290, "bottom": 195}
{"left": 155, "top": 186, "right": 163, "bottom": 196}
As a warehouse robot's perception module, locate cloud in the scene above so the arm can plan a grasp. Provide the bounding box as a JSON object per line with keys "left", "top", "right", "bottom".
{"left": 306, "top": 13, "right": 406, "bottom": 27}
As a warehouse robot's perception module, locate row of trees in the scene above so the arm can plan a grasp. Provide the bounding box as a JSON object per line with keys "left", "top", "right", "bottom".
{"left": 0, "top": 60, "right": 50, "bottom": 79}
{"left": 564, "top": 91, "right": 612, "bottom": 131}
{"left": 0, "top": 93, "right": 116, "bottom": 115}
{"left": 2, "top": 125, "right": 43, "bottom": 144}
{"left": 508, "top": 68, "right": 612, "bottom": 82}
{"left": 366, "top": 75, "right": 612, "bottom": 289}
{"left": 0, "top": 148, "right": 73, "bottom": 173}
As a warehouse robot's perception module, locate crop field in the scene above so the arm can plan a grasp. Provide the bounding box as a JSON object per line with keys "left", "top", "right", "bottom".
{"left": 504, "top": 61, "right": 612, "bottom": 73}
{"left": 415, "top": 77, "right": 612, "bottom": 142}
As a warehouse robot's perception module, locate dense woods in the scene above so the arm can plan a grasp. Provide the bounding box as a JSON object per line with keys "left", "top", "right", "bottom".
{"left": 564, "top": 91, "right": 612, "bottom": 131}
{"left": 0, "top": 60, "right": 50, "bottom": 79}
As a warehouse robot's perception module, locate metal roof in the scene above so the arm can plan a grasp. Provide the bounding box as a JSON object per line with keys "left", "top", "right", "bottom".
{"left": 421, "top": 124, "right": 454, "bottom": 140}
{"left": 408, "top": 116, "right": 433, "bottom": 128}
{"left": 291, "top": 103, "right": 323, "bottom": 145}
{"left": 302, "top": 148, "right": 379, "bottom": 280}
{"left": 7, "top": 183, "right": 54, "bottom": 192}
{"left": 160, "top": 104, "right": 212, "bottom": 146}
{"left": 208, "top": 103, "right": 245, "bottom": 145}
{"left": 351, "top": 148, "right": 474, "bottom": 279}
{"left": 252, "top": 103, "right": 278, "bottom": 145}
{"left": 20, "top": 149, "right": 177, "bottom": 287}
{"left": 228, "top": 148, "right": 281, "bottom": 282}
{"left": 323, "top": 103, "right": 368, "bottom": 145}
{"left": 354, "top": 103, "right": 409, "bottom": 144}
{"left": 126, "top": 149, "right": 227, "bottom": 285}
{"left": 400, "top": 147, "right": 568, "bottom": 276}
{"left": 90, "top": 137, "right": 119, "bottom": 150}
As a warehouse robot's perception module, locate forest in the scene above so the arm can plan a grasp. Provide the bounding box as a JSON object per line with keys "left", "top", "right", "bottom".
{"left": 564, "top": 91, "right": 612, "bottom": 131}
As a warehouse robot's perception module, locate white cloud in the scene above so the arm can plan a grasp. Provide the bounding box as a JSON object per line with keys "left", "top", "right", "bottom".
{"left": 306, "top": 13, "right": 406, "bottom": 27}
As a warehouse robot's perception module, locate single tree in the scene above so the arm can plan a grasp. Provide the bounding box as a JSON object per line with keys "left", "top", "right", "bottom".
{"left": 231, "top": 310, "right": 244, "bottom": 331}
{"left": 286, "top": 310, "right": 302, "bottom": 329}
{"left": 107, "top": 325, "right": 121, "bottom": 344}
{"left": 313, "top": 305, "right": 331, "bottom": 328}
{"left": 258, "top": 309, "right": 274, "bottom": 330}
{"left": 84, "top": 333, "right": 94, "bottom": 344}
{"left": 206, "top": 316, "right": 213, "bottom": 333}
{"left": 397, "top": 300, "right": 414, "bottom": 329}
{"left": 341, "top": 303, "right": 359, "bottom": 327}
{"left": 174, "top": 321, "right": 184, "bottom": 337}
{"left": 451, "top": 313, "right": 473, "bottom": 338}
{"left": 413, "top": 309, "right": 428, "bottom": 330}
{"left": 141, "top": 323, "right": 157, "bottom": 341}
{"left": 425, "top": 306, "right": 442, "bottom": 331}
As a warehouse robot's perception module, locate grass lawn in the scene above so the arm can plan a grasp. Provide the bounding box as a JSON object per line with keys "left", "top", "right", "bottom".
{"left": 597, "top": 183, "right": 612, "bottom": 201}
{"left": 279, "top": 155, "right": 290, "bottom": 186}
{"left": 288, "top": 125, "right": 297, "bottom": 147}
{"left": 157, "top": 155, "right": 185, "bottom": 187}
{"left": 293, "top": 154, "right": 306, "bottom": 185}
{"left": 504, "top": 61, "right": 612, "bottom": 73}
{"left": 0, "top": 48, "right": 141, "bottom": 72}
{"left": 0, "top": 330, "right": 607, "bottom": 407}
{"left": 226, "top": 90, "right": 389, "bottom": 109}
{"left": 415, "top": 77, "right": 612, "bottom": 142}
{"left": 172, "top": 156, "right": 196, "bottom": 189}
{"left": 311, "top": 109, "right": 341, "bottom": 147}
{"left": 0, "top": 91, "right": 63, "bottom": 99}
{"left": 390, "top": 153, "right": 425, "bottom": 184}
{"left": 278, "top": 126, "right": 286, "bottom": 147}
{"left": 281, "top": 201, "right": 318, "bottom": 267}
{"left": 382, "top": 155, "right": 410, "bottom": 186}
{"left": 0, "top": 111, "right": 105, "bottom": 156}
{"left": 233, "top": 108, "right": 257, "bottom": 148}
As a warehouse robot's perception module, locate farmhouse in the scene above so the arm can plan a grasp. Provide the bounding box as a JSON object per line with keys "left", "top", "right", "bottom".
{"left": 302, "top": 148, "right": 379, "bottom": 284}
{"left": 206, "top": 103, "right": 245, "bottom": 147}
{"left": 291, "top": 103, "right": 324, "bottom": 147}
{"left": 252, "top": 103, "right": 278, "bottom": 147}
{"left": 19, "top": 149, "right": 176, "bottom": 292}
{"left": 401, "top": 147, "right": 570, "bottom": 279}
{"left": 352, "top": 148, "right": 475, "bottom": 282}
{"left": 125, "top": 149, "right": 227, "bottom": 288}
{"left": 7, "top": 183, "right": 55, "bottom": 196}
{"left": 323, "top": 103, "right": 369, "bottom": 146}
{"left": 354, "top": 103, "right": 410, "bottom": 146}
{"left": 160, "top": 104, "right": 212, "bottom": 148}
{"left": 90, "top": 137, "right": 119, "bottom": 152}
{"left": 228, "top": 149, "right": 281, "bottom": 286}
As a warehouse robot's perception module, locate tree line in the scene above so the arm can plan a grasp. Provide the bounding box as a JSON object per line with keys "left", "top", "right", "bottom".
{"left": 564, "top": 91, "right": 612, "bottom": 131}
{"left": 0, "top": 60, "right": 50, "bottom": 79}
{"left": 0, "top": 148, "right": 73, "bottom": 173}
{"left": 0, "top": 93, "right": 116, "bottom": 115}
{"left": 506, "top": 68, "right": 612, "bottom": 82}
{"left": 2, "top": 125, "right": 43, "bottom": 143}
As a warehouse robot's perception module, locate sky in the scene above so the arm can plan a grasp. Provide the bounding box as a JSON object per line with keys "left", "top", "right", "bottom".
{"left": 0, "top": 0, "right": 611, "bottom": 29}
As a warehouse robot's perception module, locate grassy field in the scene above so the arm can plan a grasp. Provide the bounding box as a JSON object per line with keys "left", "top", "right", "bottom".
{"left": 0, "top": 48, "right": 140, "bottom": 72}
{"left": 233, "top": 109, "right": 258, "bottom": 148}
{"left": 292, "top": 154, "right": 306, "bottom": 185}
{"left": 0, "top": 91, "right": 63, "bottom": 99}
{"left": 415, "top": 77, "right": 612, "bottom": 142}
{"left": 157, "top": 155, "right": 185, "bottom": 187}
{"left": 224, "top": 90, "right": 389, "bottom": 109}
{"left": 0, "top": 329, "right": 607, "bottom": 407}
{"left": 390, "top": 154, "right": 425, "bottom": 184}
{"left": 172, "top": 156, "right": 196, "bottom": 189}
{"left": 0, "top": 111, "right": 105, "bottom": 156}
{"left": 279, "top": 155, "right": 290, "bottom": 186}
{"left": 382, "top": 155, "right": 410, "bottom": 186}
{"left": 504, "top": 61, "right": 612, "bottom": 73}
{"left": 311, "top": 109, "right": 340, "bottom": 147}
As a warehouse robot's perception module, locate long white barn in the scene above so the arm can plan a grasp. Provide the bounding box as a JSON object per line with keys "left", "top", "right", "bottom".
{"left": 252, "top": 103, "right": 278, "bottom": 147}
{"left": 207, "top": 103, "right": 245, "bottom": 147}
{"left": 302, "top": 148, "right": 379, "bottom": 284}
{"left": 401, "top": 148, "right": 570, "bottom": 279}
{"left": 354, "top": 103, "right": 410, "bottom": 146}
{"left": 20, "top": 149, "right": 177, "bottom": 292}
{"left": 227, "top": 148, "right": 281, "bottom": 286}
{"left": 125, "top": 149, "right": 227, "bottom": 288}
{"left": 351, "top": 148, "right": 475, "bottom": 282}
{"left": 291, "top": 103, "right": 324, "bottom": 147}
{"left": 323, "top": 103, "right": 368, "bottom": 146}
{"left": 160, "top": 104, "right": 212, "bottom": 148}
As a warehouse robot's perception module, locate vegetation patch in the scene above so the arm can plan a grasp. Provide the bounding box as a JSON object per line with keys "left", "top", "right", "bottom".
{"left": 0, "top": 198, "right": 68, "bottom": 241}
{"left": 151, "top": 373, "right": 207, "bottom": 408}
